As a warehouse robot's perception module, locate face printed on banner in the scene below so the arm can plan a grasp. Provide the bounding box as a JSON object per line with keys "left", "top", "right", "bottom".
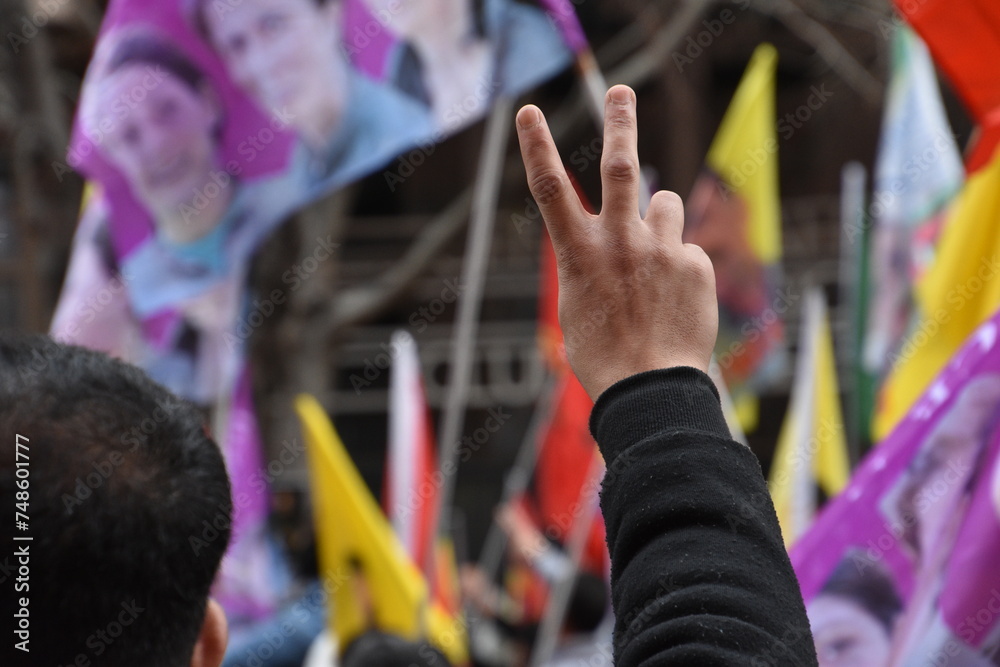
{"left": 894, "top": 374, "right": 1000, "bottom": 560}
{"left": 99, "top": 66, "right": 220, "bottom": 222}
{"left": 808, "top": 595, "right": 893, "bottom": 667}
{"left": 202, "top": 0, "right": 347, "bottom": 148}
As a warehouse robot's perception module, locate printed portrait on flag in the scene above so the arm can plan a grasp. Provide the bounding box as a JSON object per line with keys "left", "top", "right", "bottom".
{"left": 350, "top": 0, "right": 574, "bottom": 133}
{"left": 52, "top": 0, "right": 581, "bottom": 626}
{"left": 58, "top": 0, "right": 577, "bottom": 382}
{"left": 683, "top": 44, "right": 786, "bottom": 432}
{"left": 792, "top": 315, "right": 1000, "bottom": 666}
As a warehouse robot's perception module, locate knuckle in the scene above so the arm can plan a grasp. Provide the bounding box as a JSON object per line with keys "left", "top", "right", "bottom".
{"left": 683, "top": 244, "right": 716, "bottom": 281}
{"left": 601, "top": 154, "right": 637, "bottom": 184}
{"left": 528, "top": 169, "right": 567, "bottom": 206}
{"left": 606, "top": 109, "right": 635, "bottom": 130}
{"left": 651, "top": 190, "right": 683, "bottom": 216}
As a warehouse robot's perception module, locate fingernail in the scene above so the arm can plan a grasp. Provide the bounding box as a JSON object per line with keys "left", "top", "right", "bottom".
{"left": 517, "top": 106, "right": 541, "bottom": 129}
{"left": 609, "top": 86, "right": 631, "bottom": 106}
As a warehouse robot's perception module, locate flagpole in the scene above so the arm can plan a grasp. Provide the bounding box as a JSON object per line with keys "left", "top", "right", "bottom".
{"left": 789, "top": 287, "right": 823, "bottom": 539}
{"left": 432, "top": 99, "right": 514, "bottom": 571}
{"left": 476, "top": 372, "right": 559, "bottom": 580}
{"left": 838, "top": 162, "right": 867, "bottom": 465}
{"left": 528, "top": 456, "right": 604, "bottom": 667}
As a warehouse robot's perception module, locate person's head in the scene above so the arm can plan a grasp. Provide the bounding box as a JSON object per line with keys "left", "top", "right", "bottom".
{"left": 0, "top": 333, "right": 231, "bottom": 666}
{"left": 361, "top": 0, "right": 484, "bottom": 41}
{"left": 564, "top": 571, "right": 608, "bottom": 635}
{"left": 807, "top": 551, "right": 902, "bottom": 667}
{"left": 340, "top": 630, "right": 451, "bottom": 667}
{"left": 84, "top": 30, "right": 224, "bottom": 224}
{"left": 193, "top": 0, "right": 348, "bottom": 148}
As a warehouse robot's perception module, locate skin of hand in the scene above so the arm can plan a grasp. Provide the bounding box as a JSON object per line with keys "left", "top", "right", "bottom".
{"left": 515, "top": 85, "right": 719, "bottom": 401}
{"left": 497, "top": 503, "right": 548, "bottom": 564}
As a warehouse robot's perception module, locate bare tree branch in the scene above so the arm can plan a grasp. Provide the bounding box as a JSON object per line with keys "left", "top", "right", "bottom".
{"left": 762, "top": 0, "right": 884, "bottom": 106}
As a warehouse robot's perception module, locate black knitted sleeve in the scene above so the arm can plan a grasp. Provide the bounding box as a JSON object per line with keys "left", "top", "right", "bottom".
{"left": 590, "top": 367, "right": 818, "bottom": 666}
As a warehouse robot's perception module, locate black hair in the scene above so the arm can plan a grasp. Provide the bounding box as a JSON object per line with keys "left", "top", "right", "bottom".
{"left": 565, "top": 571, "right": 608, "bottom": 634}
{"left": 819, "top": 550, "right": 903, "bottom": 634}
{"left": 107, "top": 31, "right": 207, "bottom": 93}
{"left": 341, "top": 630, "right": 452, "bottom": 667}
{"left": 0, "top": 333, "right": 232, "bottom": 665}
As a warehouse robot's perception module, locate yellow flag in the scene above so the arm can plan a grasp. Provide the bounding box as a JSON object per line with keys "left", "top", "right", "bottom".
{"left": 770, "top": 288, "right": 850, "bottom": 544}
{"left": 706, "top": 43, "right": 782, "bottom": 264}
{"left": 296, "top": 394, "right": 427, "bottom": 649}
{"left": 688, "top": 43, "right": 783, "bottom": 434}
{"left": 874, "top": 146, "right": 1000, "bottom": 439}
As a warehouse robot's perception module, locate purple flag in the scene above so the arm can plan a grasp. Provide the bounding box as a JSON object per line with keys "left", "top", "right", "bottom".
{"left": 792, "top": 312, "right": 1000, "bottom": 665}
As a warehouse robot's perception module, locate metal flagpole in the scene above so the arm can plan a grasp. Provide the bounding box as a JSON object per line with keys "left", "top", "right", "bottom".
{"left": 528, "top": 455, "right": 605, "bottom": 667}
{"left": 476, "top": 372, "right": 559, "bottom": 577}
{"left": 838, "top": 161, "right": 867, "bottom": 465}
{"left": 431, "top": 99, "right": 514, "bottom": 575}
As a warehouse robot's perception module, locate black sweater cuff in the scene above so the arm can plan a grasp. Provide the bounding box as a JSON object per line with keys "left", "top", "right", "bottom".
{"left": 589, "top": 367, "right": 733, "bottom": 466}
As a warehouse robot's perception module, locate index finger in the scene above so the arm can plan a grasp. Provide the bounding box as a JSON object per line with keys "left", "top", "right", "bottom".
{"left": 516, "top": 105, "right": 586, "bottom": 244}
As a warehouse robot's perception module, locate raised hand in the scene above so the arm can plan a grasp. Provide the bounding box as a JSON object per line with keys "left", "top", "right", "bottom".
{"left": 515, "top": 84, "right": 719, "bottom": 400}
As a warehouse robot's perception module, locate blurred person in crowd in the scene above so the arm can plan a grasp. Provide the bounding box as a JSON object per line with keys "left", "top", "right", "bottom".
{"left": 460, "top": 502, "right": 611, "bottom": 665}
{"left": 514, "top": 85, "right": 817, "bottom": 664}
{"left": 0, "top": 333, "right": 231, "bottom": 666}
{"left": 806, "top": 551, "right": 902, "bottom": 667}
{"left": 340, "top": 630, "right": 451, "bottom": 667}
{"left": 499, "top": 502, "right": 611, "bottom": 666}
{"left": 360, "top": 0, "right": 571, "bottom": 131}
{"left": 193, "top": 0, "right": 433, "bottom": 192}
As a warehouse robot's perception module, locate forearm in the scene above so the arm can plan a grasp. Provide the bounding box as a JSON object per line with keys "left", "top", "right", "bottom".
{"left": 591, "top": 368, "right": 817, "bottom": 666}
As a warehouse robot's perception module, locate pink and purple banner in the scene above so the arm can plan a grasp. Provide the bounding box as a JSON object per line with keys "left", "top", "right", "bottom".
{"left": 793, "top": 311, "right": 1000, "bottom": 665}
{"left": 53, "top": 0, "right": 581, "bottom": 624}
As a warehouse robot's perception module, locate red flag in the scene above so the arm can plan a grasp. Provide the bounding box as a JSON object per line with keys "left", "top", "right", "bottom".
{"left": 529, "top": 177, "right": 607, "bottom": 575}
{"left": 538, "top": 228, "right": 566, "bottom": 371}
{"left": 896, "top": 0, "right": 1000, "bottom": 172}
{"left": 529, "top": 372, "right": 607, "bottom": 574}
{"left": 385, "top": 330, "right": 438, "bottom": 581}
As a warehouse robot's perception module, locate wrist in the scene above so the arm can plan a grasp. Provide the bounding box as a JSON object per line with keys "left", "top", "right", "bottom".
{"left": 588, "top": 367, "right": 732, "bottom": 468}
